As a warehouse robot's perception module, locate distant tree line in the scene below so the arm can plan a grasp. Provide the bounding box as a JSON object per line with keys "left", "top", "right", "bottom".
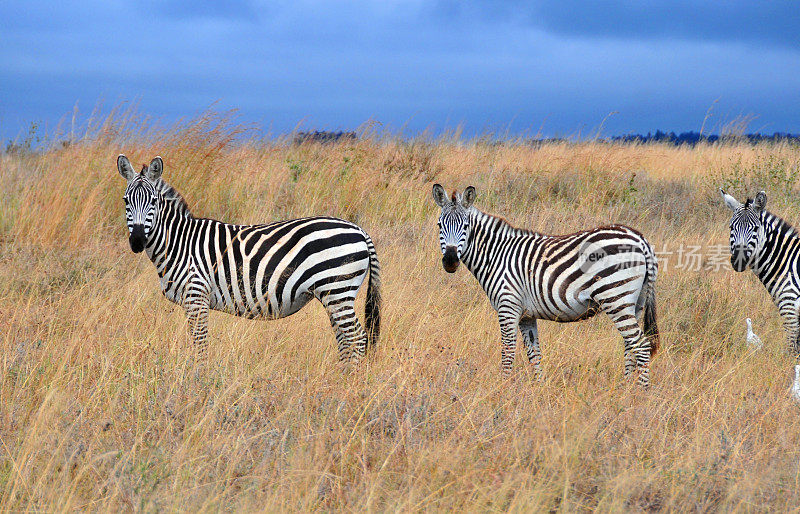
{"left": 525, "top": 131, "right": 800, "bottom": 146}
{"left": 290, "top": 129, "right": 800, "bottom": 147}
{"left": 606, "top": 130, "right": 800, "bottom": 146}
{"left": 293, "top": 130, "right": 357, "bottom": 145}
{"left": 9, "top": 126, "right": 799, "bottom": 153}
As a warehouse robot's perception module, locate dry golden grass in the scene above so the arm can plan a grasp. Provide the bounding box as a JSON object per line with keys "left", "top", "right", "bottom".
{"left": 2, "top": 111, "right": 800, "bottom": 511}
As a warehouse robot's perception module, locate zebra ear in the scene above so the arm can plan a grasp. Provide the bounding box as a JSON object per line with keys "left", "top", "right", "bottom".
{"left": 117, "top": 154, "right": 136, "bottom": 181}
{"left": 720, "top": 188, "right": 741, "bottom": 211}
{"left": 753, "top": 191, "right": 767, "bottom": 212}
{"left": 461, "top": 186, "right": 476, "bottom": 208}
{"left": 145, "top": 156, "right": 164, "bottom": 182}
{"left": 432, "top": 184, "right": 448, "bottom": 207}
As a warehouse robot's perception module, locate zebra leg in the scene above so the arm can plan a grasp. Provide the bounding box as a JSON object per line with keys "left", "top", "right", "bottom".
{"left": 519, "top": 319, "right": 542, "bottom": 379}
{"left": 782, "top": 308, "right": 800, "bottom": 356}
{"left": 631, "top": 339, "right": 652, "bottom": 388}
{"left": 184, "top": 281, "right": 211, "bottom": 361}
{"left": 602, "top": 303, "right": 652, "bottom": 387}
{"left": 498, "top": 307, "right": 521, "bottom": 376}
{"left": 321, "top": 297, "right": 368, "bottom": 363}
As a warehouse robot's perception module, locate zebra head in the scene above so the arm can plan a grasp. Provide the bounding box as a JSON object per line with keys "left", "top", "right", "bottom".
{"left": 720, "top": 188, "right": 766, "bottom": 272}
{"left": 432, "top": 184, "right": 476, "bottom": 273}
{"left": 118, "top": 155, "right": 164, "bottom": 253}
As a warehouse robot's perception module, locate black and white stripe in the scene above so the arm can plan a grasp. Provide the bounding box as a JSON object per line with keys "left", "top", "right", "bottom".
{"left": 433, "top": 185, "right": 659, "bottom": 386}
{"left": 721, "top": 188, "right": 800, "bottom": 356}
{"left": 118, "top": 155, "right": 381, "bottom": 362}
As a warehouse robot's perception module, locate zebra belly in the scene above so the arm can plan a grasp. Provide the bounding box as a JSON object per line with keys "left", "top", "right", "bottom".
{"left": 207, "top": 285, "right": 314, "bottom": 320}
{"left": 274, "top": 291, "right": 314, "bottom": 318}
{"left": 516, "top": 275, "right": 603, "bottom": 322}
{"left": 536, "top": 302, "right": 600, "bottom": 322}
{"left": 521, "top": 297, "right": 598, "bottom": 323}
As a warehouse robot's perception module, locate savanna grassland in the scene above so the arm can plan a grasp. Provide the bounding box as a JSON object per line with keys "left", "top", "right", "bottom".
{"left": 2, "top": 111, "right": 800, "bottom": 511}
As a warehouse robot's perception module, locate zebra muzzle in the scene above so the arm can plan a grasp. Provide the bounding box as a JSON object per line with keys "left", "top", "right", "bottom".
{"left": 129, "top": 224, "right": 146, "bottom": 253}
{"left": 731, "top": 254, "right": 747, "bottom": 272}
{"left": 730, "top": 247, "right": 748, "bottom": 272}
{"left": 442, "top": 247, "right": 460, "bottom": 273}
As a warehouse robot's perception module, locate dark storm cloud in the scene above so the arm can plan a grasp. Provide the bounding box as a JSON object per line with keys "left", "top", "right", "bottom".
{"left": 432, "top": 1, "right": 800, "bottom": 49}
{"left": 1, "top": 1, "right": 799, "bottom": 140}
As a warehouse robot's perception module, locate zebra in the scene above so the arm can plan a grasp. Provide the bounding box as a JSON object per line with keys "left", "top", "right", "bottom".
{"left": 432, "top": 184, "right": 659, "bottom": 386}
{"left": 117, "top": 154, "right": 381, "bottom": 363}
{"left": 720, "top": 188, "right": 800, "bottom": 356}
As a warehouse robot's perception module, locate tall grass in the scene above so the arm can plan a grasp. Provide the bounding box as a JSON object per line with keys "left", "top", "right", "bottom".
{"left": 2, "top": 110, "right": 800, "bottom": 510}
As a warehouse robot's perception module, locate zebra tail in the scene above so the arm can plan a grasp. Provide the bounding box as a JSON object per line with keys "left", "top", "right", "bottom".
{"left": 364, "top": 233, "right": 381, "bottom": 352}
{"left": 643, "top": 249, "right": 659, "bottom": 356}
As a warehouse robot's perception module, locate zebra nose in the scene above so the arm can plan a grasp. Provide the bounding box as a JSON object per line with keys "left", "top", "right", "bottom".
{"left": 442, "top": 246, "right": 459, "bottom": 273}
{"left": 129, "top": 224, "right": 146, "bottom": 253}
{"left": 730, "top": 251, "right": 748, "bottom": 272}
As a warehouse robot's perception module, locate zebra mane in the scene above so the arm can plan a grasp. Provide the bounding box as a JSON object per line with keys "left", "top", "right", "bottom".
{"left": 474, "top": 207, "right": 642, "bottom": 242}
{"left": 156, "top": 179, "right": 193, "bottom": 218}
{"left": 764, "top": 208, "right": 800, "bottom": 238}
{"left": 473, "top": 208, "right": 536, "bottom": 237}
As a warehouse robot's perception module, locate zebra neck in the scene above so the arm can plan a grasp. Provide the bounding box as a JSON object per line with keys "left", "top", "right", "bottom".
{"left": 460, "top": 208, "right": 540, "bottom": 277}
{"left": 156, "top": 180, "right": 193, "bottom": 219}
{"left": 751, "top": 211, "right": 800, "bottom": 290}
{"left": 144, "top": 189, "right": 195, "bottom": 270}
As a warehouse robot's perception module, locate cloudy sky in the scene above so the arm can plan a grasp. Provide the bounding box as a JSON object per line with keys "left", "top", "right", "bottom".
{"left": 2, "top": 1, "right": 799, "bottom": 140}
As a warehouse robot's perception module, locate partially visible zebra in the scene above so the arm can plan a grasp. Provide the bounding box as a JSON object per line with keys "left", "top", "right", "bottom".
{"left": 721, "top": 188, "right": 800, "bottom": 356}
{"left": 432, "top": 185, "right": 659, "bottom": 386}
{"left": 117, "top": 155, "right": 381, "bottom": 362}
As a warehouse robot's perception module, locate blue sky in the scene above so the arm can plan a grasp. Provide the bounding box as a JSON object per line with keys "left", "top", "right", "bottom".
{"left": 2, "top": 1, "right": 799, "bottom": 140}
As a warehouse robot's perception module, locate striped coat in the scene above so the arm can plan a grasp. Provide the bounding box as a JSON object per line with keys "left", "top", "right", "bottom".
{"left": 433, "top": 185, "right": 659, "bottom": 386}
{"left": 118, "top": 155, "right": 380, "bottom": 362}
{"left": 722, "top": 188, "right": 800, "bottom": 355}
